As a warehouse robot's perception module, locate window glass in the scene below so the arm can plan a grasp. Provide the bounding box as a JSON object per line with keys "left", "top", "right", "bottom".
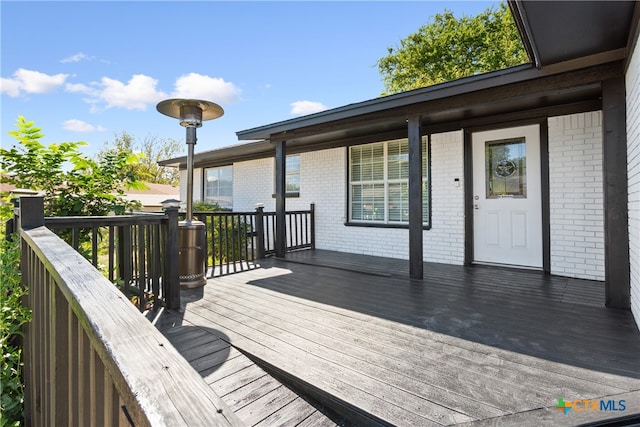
{"left": 286, "top": 155, "right": 300, "bottom": 193}
{"left": 485, "top": 138, "right": 526, "bottom": 198}
{"left": 204, "top": 166, "right": 233, "bottom": 209}
{"left": 349, "top": 138, "right": 429, "bottom": 225}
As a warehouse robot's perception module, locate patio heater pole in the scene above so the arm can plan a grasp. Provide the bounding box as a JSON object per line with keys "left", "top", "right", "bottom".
{"left": 157, "top": 99, "right": 224, "bottom": 288}
{"left": 186, "top": 126, "right": 196, "bottom": 221}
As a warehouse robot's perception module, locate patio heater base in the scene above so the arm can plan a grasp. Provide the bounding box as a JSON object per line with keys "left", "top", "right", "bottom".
{"left": 178, "top": 220, "right": 207, "bottom": 288}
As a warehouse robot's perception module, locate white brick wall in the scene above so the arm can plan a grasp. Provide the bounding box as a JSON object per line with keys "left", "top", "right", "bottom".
{"left": 221, "top": 132, "right": 465, "bottom": 263}
{"left": 179, "top": 168, "right": 204, "bottom": 209}
{"left": 299, "top": 132, "right": 465, "bottom": 263}
{"left": 425, "top": 131, "right": 465, "bottom": 264}
{"left": 627, "top": 38, "right": 640, "bottom": 329}
{"left": 548, "top": 112, "right": 605, "bottom": 280}
{"left": 232, "top": 158, "right": 275, "bottom": 211}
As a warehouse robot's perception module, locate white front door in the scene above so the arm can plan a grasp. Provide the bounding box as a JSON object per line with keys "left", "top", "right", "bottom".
{"left": 472, "top": 125, "right": 543, "bottom": 268}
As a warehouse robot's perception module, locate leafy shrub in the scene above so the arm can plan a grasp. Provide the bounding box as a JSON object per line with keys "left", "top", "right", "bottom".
{"left": 0, "top": 235, "right": 31, "bottom": 426}
{"left": 192, "top": 201, "right": 251, "bottom": 263}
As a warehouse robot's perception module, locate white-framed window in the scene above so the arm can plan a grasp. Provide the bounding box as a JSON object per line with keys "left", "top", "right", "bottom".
{"left": 273, "top": 154, "right": 301, "bottom": 197}
{"left": 286, "top": 155, "right": 300, "bottom": 195}
{"left": 349, "top": 137, "right": 429, "bottom": 226}
{"left": 204, "top": 166, "right": 233, "bottom": 210}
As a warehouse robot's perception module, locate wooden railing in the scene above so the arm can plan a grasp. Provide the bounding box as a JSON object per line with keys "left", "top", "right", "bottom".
{"left": 192, "top": 204, "right": 315, "bottom": 277}
{"left": 261, "top": 205, "right": 315, "bottom": 256}
{"left": 13, "top": 201, "right": 180, "bottom": 311}
{"left": 19, "top": 197, "right": 242, "bottom": 426}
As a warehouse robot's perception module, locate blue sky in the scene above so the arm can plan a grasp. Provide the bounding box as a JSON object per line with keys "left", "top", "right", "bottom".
{"left": 2, "top": 1, "right": 499, "bottom": 159}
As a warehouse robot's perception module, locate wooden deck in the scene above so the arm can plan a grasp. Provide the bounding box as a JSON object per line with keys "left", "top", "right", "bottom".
{"left": 158, "top": 250, "right": 640, "bottom": 426}
{"left": 154, "top": 305, "right": 340, "bottom": 426}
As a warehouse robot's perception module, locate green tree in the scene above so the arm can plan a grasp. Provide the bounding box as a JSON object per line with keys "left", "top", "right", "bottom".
{"left": 99, "top": 131, "right": 182, "bottom": 186}
{"left": 377, "top": 2, "right": 528, "bottom": 94}
{"left": 0, "top": 116, "right": 144, "bottom": 217}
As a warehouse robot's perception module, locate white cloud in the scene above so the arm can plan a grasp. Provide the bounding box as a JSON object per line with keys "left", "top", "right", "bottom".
{"left": 0, "top": 77, "right": 21, "bottom": 97}
{"left": 0, "top": 68, "right": 69, "bottom": 97}
{"left": 172, "top": 73, "right": 241, "bottom": 104}
{"left": 290, "top": 100, "right": 329, "bottom": 116}
{"left": 65, "top": 82, "right": 100, "bottom": 96}
{"left": 63, "top": 119, "right": 107, "bottom": 133}
{"left": 100, "top": 75, "right": 167, "bottom": 110}
{"left": 60, "top": 52, "right": 91, "bottom": 63}
{"left": 65, "top": 74, "right": 166, "bottom": 111}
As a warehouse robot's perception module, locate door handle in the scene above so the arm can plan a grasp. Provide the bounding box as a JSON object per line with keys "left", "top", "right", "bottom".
{"left": 474, "top": 204, "right": 479, "bottom": 210}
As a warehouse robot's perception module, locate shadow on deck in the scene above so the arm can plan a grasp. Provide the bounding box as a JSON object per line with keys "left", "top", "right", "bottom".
{"left": 160, "top": 250, "right": 640, "bottom": 426}
{"left": 275, "top": 250, "right": 638, "bottom": 378}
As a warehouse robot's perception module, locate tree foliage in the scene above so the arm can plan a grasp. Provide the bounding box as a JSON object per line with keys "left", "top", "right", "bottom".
{"left": 98, "top": 131, "right": 182, "bottom": 186}
{"left": 0, "top": 116, "right": 144, "bottom": 217}
{"left": 377, "top": 2, "right": 528, "bottom": 94}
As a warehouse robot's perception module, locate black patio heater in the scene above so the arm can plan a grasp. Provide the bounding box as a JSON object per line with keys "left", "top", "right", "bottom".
{"left": 157, "top": 98, "right": 224, "bottom": 288}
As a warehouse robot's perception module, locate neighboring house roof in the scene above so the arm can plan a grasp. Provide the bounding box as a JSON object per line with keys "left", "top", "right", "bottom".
{"left": 0, "top": 182, "right": 40, "bottom": 196}
{"left": 0, "top": 181, "right": 179, "bottom": 209}
{"left": 158, "top": 1, "right": 638, "bottom": 169}
{"left": 119, "top": 182, "right": 180, "bottom": 209}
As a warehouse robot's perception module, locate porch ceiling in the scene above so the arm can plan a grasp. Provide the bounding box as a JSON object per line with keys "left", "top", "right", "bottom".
{"left": 510, "top": 0, "right": 636, "bottom": 68}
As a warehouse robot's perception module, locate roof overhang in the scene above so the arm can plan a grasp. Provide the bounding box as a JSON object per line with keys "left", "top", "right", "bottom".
{"left": 509, "top": 1, "right": 636, "bottom": 68}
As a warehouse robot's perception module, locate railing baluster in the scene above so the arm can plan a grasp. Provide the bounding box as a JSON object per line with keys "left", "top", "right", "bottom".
{"left": 72, "top": 228, "right": 79, "bottom": 250}
{"left": 108, "top": 226, "right": 115, "bottom": 283}
{"left": 91, "top": 227, "right": 98, "bottom": 267}
{"left": 152, "top": 223, "right": 161, "bottom": 308}
{"left": 234, "top": 214, "right": 239, "bottom": 273}
{"left": 310, "top": 203, "right": 316, "bottom": 250}
{"left": 137, "top": 224, "right": 145, "bottom": 310}
{"left": 228, "top": 215, "right": 230, "bottom": 274}
{"left": 244, "top": 214, "right": 250, "bottom": 265}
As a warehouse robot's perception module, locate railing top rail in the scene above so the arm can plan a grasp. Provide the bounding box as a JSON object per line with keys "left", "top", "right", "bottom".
{"left": 44, "top": 214, "right": 166, "bottom": 227}
{"left": 191, "top": 211, "right": 257, "bottom": 216}
{"left": 262, "top": 210, "right": 312, "bottom": 215}
{"left": 21, "top": 225, "right": 241, "bottom": 426}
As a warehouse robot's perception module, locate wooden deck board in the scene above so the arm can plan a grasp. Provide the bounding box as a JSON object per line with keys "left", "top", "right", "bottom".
{"left": 221, "top": 374, "right": 280, "bottom": 411}
{"left": 249, "top": 255, "right": 640, "bottom": 374}
{"left": 170, "top": 250, "right": 640, "bottom": 426}
{"left": 254, "top": 397, "right": 322, "bottom": 427}
{"left": 182, "top": 303, "right": 452, "bottom": 425}
{"left": 296, "top": 410, "right": 342, "bottom": 427}
{"left": 212, "top": 364, "right": 269, "bottom": 396}
{"left": 202, "top": 285, "right": 630, "bottom": 400}
{"left": 195, "top": 291, "right": 523, "bottom": 415}
{"left": 155, "top": 309, "right": 339, "bottom": 427}
{"left": 234, "top": 385, "right": 299, "bottom": 426}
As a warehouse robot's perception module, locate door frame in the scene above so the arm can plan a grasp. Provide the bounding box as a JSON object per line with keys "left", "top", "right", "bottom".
{"left": 463, "top": 118, "right": 550, "bottom": 273}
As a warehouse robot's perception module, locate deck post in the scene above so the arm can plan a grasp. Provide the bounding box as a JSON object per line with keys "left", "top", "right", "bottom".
{"left": 254, "top": 205, "right": 266, "bottom": 259}
{"left": 164, "top": 206, "right": 181, "bottom": 310}
{"left": 275, "top": 140, "right": 286, "bottom": 258}
{"left": 408, "top": 116, "right": 423, "bottom": 279}
{"left": 310, "top": 203, "right": 316, "bottom": 250}
{"left": 602, "top": 77, "right": 630, "bottom": 309}
{"left": 19, "top": 196, "right": 45, "bottom": 229}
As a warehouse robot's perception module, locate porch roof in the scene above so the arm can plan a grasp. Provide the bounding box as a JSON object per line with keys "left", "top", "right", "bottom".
{"left": 159, "top": 1, "right": 637, "bottom": 169}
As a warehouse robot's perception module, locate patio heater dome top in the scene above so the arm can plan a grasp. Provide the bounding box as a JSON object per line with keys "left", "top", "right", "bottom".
{"left": 156, "top": 98, "right": 224, "bottom": 128}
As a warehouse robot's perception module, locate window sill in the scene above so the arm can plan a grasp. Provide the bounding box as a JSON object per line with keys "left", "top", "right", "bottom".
{"left": 272, "top": 193, "right": 300, "bottom": 198}
{"left": 344, "top": 221, "right": 431, "bottom": 230}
